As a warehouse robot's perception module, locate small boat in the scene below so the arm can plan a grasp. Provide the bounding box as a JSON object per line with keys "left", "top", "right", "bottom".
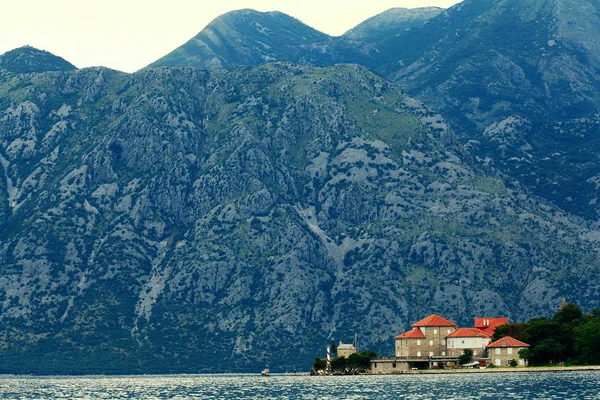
{"left": 261, "top": 367, "right": 270, "bottom": 377}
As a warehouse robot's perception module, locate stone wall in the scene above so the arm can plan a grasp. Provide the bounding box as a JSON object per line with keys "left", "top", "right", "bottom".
{"left": 489, "top": 347, "right": 528, "bottom": 367}
{"left": 370, "top": 360, "right": 410, "bottom": 374}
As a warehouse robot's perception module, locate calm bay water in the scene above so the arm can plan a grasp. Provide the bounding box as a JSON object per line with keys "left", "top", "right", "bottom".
{"left": 0, "top": 371, "right": 599, "bottom": 399}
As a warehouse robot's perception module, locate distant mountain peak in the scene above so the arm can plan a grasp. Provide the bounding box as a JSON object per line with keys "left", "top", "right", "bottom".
{"left": 343, "top": 7, "right": 445, "bottom": 40}
{"left": 0, "top": 46, "right": 77, "bottom": 74}
{"left": 148, "top": 9, "right": 331, "bottom": 70}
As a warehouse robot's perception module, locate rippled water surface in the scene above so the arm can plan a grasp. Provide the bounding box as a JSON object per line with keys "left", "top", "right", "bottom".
{"left": 1, "top": 371, "right": 599, "bottom": 399}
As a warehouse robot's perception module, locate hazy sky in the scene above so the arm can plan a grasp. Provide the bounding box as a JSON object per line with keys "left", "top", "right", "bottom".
{"left": 1, "top": 0, "right": 461, "bottom": 73}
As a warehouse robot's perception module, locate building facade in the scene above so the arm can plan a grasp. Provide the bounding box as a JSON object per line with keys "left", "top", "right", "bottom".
{"left": 486, "top": 336, "right": 529, "bottom": 367}
{"left": 337, "top": 341, "right": 357, "bottom": 358}
{"left": 394, "top": 314, "right": 457, "bottom": 358}
{"left": 446, "top": 328, "right": 492, "bottom": 357}
{"left": 395, "top": 328, "right": 426, "bottom": 357}
{"left": 372, "top": 313, "right": 531, "bottom": 373}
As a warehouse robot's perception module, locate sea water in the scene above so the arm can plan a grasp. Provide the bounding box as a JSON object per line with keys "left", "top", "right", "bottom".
{"left": 0, "top": 371, "right": 599, "bottom": 399}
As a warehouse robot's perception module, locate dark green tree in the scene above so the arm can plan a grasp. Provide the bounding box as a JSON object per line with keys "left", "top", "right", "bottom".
{"left": 532, "top": 337, "right": 565, "bottom": 365}
{"left": 574, "top": 318, "right": 600, "bottom": 365}
{"left": 553, "top": 303, "right": 583, "bottom": 325}
{"left": 330, "top": 340, "right": 337, "bottom": 356}
{"left": 492, "top": 323, "right": 525, "bottom": 342}
{"left": 518, "top": 348, "right": 531, "bottom": 363}
{"left": 458, "top": 349, "right": 474, "bottom": 365}
{"left": 312, "top": 358, "right": 326, "bottom": 371}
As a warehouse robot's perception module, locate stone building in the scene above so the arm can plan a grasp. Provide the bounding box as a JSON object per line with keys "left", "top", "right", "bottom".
{"left": 446, "top": 328, "right": 492, "bottom": 357}
{"left": 395, "top": 328, "right": 426, "bottom": 357}
{"left": 486, "top": 336, "right": 529, "bottom": 367}
{"left": 394, "top": 314, "right": 458, "bottom": 358}
{"left": 337, "top": 341, "right": 357, "bottom": 358}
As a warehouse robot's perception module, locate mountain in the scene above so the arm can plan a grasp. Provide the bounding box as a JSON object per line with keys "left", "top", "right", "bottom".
{"left": 0, "top": 46, "right": 77, "bottom": 73}
{"left": 148, "top": 9, "right": 379, "bottom": 71}
{"left": 343, "top": 7, "right": 444, "bottom": 41}
{"left": 150, "top": 9, "right": 333, "bottom": 70}
{"left": 379, "top": 0, "right": 600, "bottom": 220}
{"left": 1, "top": 55, "right": 600, "bottom": 373}
{"left": 149, "top": 1, "right": 600, "bottom": 222}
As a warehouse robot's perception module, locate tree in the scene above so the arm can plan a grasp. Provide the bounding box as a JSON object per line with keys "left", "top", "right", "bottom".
{"left": 518, "top": 348, "right": 531, "bottom": 363}
{"left": 508, "top": 359, "right": 519, "bottom": 368}
{"left": 492, "top": 323, "right": 525, "bottom": 342}
{"left": 312, "top": 358, "right": 326, "bottom": 371}
{"left": 574, "top": 318, "right": 600, "bottom": 365}
{"left": 330, "top": 340, "right": 337, "bottom": 356}
{"left": 532, "top": 337, "right": 564, "bottom": 365}
{"left": 458, "top": 349, "right": 474, "bottom": 365}
{"left": 553, "top": 303, "right": 583, "bottom": 325}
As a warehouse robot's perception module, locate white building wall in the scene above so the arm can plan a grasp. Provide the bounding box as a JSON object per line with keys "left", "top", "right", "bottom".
{"left": 447, "top": 337, "right": 484, "bottom": 349}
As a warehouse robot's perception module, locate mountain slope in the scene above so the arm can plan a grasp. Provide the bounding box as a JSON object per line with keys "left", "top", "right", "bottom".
{"left": 1, "top": 60, "right": 600, "bottom": 373}
{"left": 148, "top": 9, "right": 377, "bottom": 71}
{"left": 343, "top": 7, "right": 444, "bottom": 41}
{"left": 147, "top": 1, "right": 600, "bottom": 221}
{"left": 0, "top": 46, "right": 77, "bottom": 73}
{"left": 379, "top": 0, "right": 600, "bottom": 220}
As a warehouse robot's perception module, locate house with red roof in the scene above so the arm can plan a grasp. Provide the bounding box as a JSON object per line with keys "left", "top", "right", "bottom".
{"left": 394, "top": 314, "right": 457, "bottom": 358}
{"left": 371, "top": 313, "right": 530, "bottom": 373}
{"left": 446, "top": 328, "right": 492, "bottom": 357}
{"left": 395, "top": 328, "right": 426, "bottom": 358}
{"left": 487, "top": 336, "right": 530, "bottom": 367}
{"left": 474, "top": 317, "right": 509, "bottom": 336}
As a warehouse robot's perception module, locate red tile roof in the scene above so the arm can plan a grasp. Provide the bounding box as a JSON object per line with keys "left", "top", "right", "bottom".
{"left": 487, "top": 336, "right": 529, "bottom": 348}
{"left": 412, "top": 314, "right": 457, "bottom": 327}
{"left": 474, "top": 317, "right": 509, "bottom": 335}
{"left": 447, "top": 328, "right": 492, "bottom": 338}
{"left": 395, "top": 328, "right": 426, "bottom": 339}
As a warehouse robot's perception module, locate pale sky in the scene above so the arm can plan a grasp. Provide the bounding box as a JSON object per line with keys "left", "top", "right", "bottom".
{"left": 0, "top": 0, "right": 461, "bottom": 73}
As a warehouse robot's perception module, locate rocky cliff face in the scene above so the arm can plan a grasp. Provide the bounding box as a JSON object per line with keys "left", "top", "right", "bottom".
{"left": 1, "top": 55, "right": 600, "bottom": 373}
{"left": 149, "top": 0, "right": 600, "bottom": 223}
{"left": 384, "top": 0, "right": 600, "bottom": 220}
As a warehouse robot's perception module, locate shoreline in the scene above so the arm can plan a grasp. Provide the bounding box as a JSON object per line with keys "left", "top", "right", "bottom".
{"left": 373, "top": 365, "right": 600, "bottom": 375}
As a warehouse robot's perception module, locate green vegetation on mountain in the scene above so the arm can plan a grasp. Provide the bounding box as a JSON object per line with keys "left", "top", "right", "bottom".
{"left": 1, "top": 56, "right": 600, "bottom": 373}
{"left": 149, "top": 0, "right": 600, "bottom": 222}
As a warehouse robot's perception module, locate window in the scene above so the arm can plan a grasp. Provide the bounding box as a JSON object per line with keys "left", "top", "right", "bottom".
{"left": 429, "top": 340, "right": 433, "bottom": 346}
{"left": 442, "top": 340, "right": 446, "bottom": 346}
{"left": 417, "top": 340, "right": 421, "bottom": 346}
{"left": 495, "top": 359, "right": 501, "bottom": 366}
{"left": 417, "top": 351, "right": 421, "bottom": 357}
{"left": 474, "top": 351, "right": 477, "bottom": 356}
{"left": 447, "top": 329, "right": 451, "bottom": 334}
{"left": 429, "top": 352, "right": 434, "bottom": 357}
{"left": 461, "top": 340, "right": 465, "bottom": 344}
{"left": 442, "top": 351, "right": 446, "bottom": 356}
{"left": 434, "top": 329, "right": 438, "bottom": 335}
{"left": 495, "top": 348, "right": 501, "bottom": 355}
{"left": 508, "top": 348, "right": 513, "bottom": 354}
{"left": 393, "top": 363, "right": 396, "bottom": 368}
